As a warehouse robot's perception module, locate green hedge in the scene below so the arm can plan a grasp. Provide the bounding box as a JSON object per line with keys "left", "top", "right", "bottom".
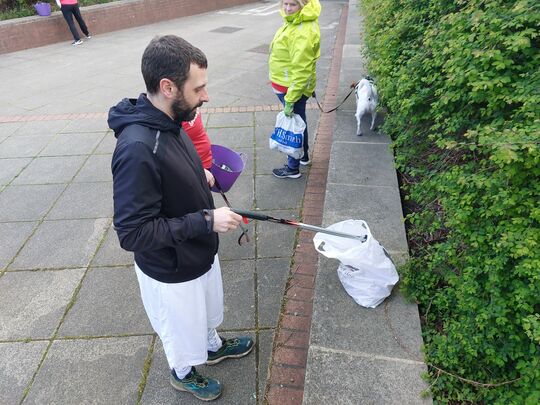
{"left": 361, "top": 0, "right": 539, "bottom": 403}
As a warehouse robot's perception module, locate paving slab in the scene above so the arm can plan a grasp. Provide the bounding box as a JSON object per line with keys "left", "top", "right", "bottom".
{"left": 10, "top": 218, "right": 109, "bottom": 270}
{"left": 0, "top": 221, "right": 36, "bottom": 270}
{"left": 255, "top": 209, "right": 299, "bottom": 259}
{"left": 0, "top": 102, "right": 29, "bottom": 117}
{"left": 0, "top": 184, "right": 65, "bottom": 221}
{"left": 72, "top": 154, "right": 113, "bottom": 182}
{"left": 205, "top": 92, "right": 243, "bottom": 108}
{"left": 257, "top": 258, "right": 291, "bottom": 328}
{"left": 342, "top": 44, "right": 363, "bottom": 59}
{"left": 220, "top": 259, "right": 256, "bottom": 330}
{"left": 24, "top": 336, "right": 151, "bottom": 405}
{"left": 0, "top": 341, "right": 48, "bottom": 405}
{"left": 12, "top": 155, "right": 88, "bottom": 185}
{"left": 94, "top": 134, "right": 116, "bottom": 154}
{"left": 303, "top": 347, "right": 431, "bottom": 405}
{"left": 12, "top": 120, "right": 69, "bottom": 137}
{"left": 0, "top": 122, "right": 23, "bottom": 137}
{"left": 0, "top": 268, "right": 85, "bottom": 340}
{"left": 333, "top": 109, "right": 388, "bottom": 143}
{"left": 39, "top": 132, "right": 105, "bottom": 156}
{"left": 0, "top": 134, "right": 54, "bottom": 158}
{"left": 207, "top": 126, "right": 254, "bottom": 149}
{"left": 60, "top": 118, "right": 111, "bottom": 133}
{"left": 255, "top": 176, "right": 308, "bottom": 211}
{"left": 328, "top": 142, "right": 399, "bottom": 187}
{"left": 255, "top": 146, "right": 292, "bottom": 173}
{"left": 0, "top": 157, "right": 32, "bottom": 185}
{"left": 255, "top": 124, "right": 277, "bottom": 149}
{"left": 58, "top": 266, "right": 152, "bottom": 337}
{"left": 32, "top": 97, "right": 99, "bottom": 115}
{"left": 254, "top": 111, "right": 280, "bottom": 127}
{"left": 207, "top": 112, "right": 255, "bottom": 128}
{"left": 46, "top": 182, "right": 113, "bottom": 220}
{"left": 90, "top": 224, "right": 133, "bottom": 267}
{"left": 224, "top": 84, "right": 275, "bottom": 108}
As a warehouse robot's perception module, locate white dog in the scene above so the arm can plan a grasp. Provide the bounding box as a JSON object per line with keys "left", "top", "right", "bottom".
{"left": 353, "top": 77, "right": 378, "bottom": 136}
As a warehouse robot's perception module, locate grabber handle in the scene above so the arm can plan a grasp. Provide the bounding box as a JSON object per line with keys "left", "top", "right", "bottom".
{"left": 232, "top": 209, "right": 268, "bottom": 221}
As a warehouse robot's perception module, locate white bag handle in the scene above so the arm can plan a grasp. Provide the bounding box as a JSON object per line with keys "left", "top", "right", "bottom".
{"left": 313, "top": 220, "right": 371, "bottom": 259}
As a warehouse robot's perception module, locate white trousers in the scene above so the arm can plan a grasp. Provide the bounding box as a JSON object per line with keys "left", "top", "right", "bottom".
{"left": 134, "top": 255, "right": 224, "bottom": 375}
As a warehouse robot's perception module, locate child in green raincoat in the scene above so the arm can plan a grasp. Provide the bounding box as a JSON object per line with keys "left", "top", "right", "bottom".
{"left": 269, "top": 0, "right": 321, "bottom": 179}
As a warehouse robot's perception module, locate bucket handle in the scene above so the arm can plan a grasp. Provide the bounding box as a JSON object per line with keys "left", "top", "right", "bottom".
{"left": 238, "top": 152, "right": 247, "bottom": 164}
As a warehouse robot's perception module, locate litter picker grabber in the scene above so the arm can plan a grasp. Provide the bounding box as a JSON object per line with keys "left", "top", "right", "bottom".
{"left": 232, "top": 209, "right": 367, "bottom": 242}
{"left": 214, "top": 179, "right": 250, "bottom": 246}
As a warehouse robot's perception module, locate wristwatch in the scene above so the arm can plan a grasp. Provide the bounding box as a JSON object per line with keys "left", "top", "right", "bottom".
{"left": 203, "top": 209, "right": 214, "bottom": 233}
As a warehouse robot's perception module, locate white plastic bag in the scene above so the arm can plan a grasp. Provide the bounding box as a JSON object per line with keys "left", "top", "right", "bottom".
{"left": 313, "top": 220, "right": 399, "bottom": 308}
{"left": 269, "top": 111, "right": 306, "bottom": 159}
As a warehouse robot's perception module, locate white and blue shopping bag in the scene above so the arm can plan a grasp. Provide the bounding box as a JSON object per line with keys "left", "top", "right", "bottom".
{"left": 269, "top": 111, "right": 306, "bottom": 160}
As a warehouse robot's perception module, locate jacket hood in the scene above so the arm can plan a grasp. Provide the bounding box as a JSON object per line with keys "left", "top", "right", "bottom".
{"left": 108, "top": 93, "right": 180, "bottom": 138}
{"left": 281, "top": 0, "right": 321, "bottom": 24}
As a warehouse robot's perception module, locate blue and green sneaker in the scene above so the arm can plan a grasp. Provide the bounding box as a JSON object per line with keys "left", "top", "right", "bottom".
{"left": 206, "top": 336, "right": 254, "bottom": 365}
{"left": 170, "top": 367, "right": 221, "bottom": 401}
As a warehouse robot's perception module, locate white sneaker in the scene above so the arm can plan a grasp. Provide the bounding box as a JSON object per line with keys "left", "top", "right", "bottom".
{"left": 72, "top": 39, "right": 83, "bottom": 46}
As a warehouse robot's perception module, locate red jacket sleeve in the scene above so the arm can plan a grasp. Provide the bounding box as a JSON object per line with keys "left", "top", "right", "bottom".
{"left": 182, "top": 112, "right": 213, "bottom": 169}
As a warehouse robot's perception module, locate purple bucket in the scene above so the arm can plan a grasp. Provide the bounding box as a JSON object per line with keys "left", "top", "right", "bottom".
{"left": 210, "top": 144, "right": 246, "bottom": 193}
{"left": 34, "top": 2, "right": 51, "bottom": 16}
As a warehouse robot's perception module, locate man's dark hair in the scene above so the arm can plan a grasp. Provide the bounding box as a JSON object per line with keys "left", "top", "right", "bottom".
{"left": 141, "top": 35, "right": 208, "bottom": 95}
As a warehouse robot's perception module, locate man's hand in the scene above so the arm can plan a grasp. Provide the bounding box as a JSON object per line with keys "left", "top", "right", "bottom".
{"left": 204, "top": 169, "right": 215, "bottom": 188}
{"left": 284, "top": 101, "right": 294, "bottom": 117}
{"left": 212, "top": 207, "right": 242, "bottom": 233}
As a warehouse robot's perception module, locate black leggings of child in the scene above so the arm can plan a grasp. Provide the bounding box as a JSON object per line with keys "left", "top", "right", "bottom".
{"left": 61, "top": 4, "right": 89, "bottom": 41}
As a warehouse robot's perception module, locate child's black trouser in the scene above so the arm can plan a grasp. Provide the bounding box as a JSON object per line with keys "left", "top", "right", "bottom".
{"left": 61, "top": 4, "right": 89, "bottom": 41}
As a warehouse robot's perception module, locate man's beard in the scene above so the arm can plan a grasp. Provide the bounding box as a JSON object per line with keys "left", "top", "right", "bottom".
{"left": 171, "top": 94, "right": 202, "bottom": 122}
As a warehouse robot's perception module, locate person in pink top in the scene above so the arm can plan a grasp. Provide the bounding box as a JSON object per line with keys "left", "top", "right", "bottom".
{"left": 182, "top": 109, "right": 213, "bottom": 170}
{"left": 55, "top": 0, "right": 91, "bottom": 46}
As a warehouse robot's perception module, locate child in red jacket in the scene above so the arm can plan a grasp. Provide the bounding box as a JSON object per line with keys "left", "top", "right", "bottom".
{"left": 182, "top": 110, "right": 213, "bottom": 170}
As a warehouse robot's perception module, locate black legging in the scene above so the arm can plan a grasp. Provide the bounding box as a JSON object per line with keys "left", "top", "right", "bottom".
{"left": 61, "top": 4, "right": 89, "bottom": 41}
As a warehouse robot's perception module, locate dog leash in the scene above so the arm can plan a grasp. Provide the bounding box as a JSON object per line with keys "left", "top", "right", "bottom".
{"left": 312, "top": 87, "right": 355, "bottom": 114}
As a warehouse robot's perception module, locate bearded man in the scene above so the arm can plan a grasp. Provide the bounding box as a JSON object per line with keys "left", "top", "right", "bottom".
{"left": 108, "top": 35, "right": 253, "bottom": 402}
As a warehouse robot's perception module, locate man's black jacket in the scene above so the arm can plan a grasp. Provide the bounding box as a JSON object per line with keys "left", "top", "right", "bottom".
{"left": 108, "top": 94, "right": 218, "bottom": 283}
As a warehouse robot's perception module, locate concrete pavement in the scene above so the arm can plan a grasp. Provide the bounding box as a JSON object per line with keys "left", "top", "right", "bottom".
{"left": 303, "top": 3, "right": 431, "bottom": 404}
{"left": 0, "top": 1, "right": 429, "bottom": 404}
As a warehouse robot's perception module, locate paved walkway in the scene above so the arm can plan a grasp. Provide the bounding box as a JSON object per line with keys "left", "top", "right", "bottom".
{"left": 0, "top": 1, "right": 429, "bottom": 404}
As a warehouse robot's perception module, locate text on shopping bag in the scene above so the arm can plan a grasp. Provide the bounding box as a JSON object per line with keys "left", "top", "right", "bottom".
{"left": 269, "top": 111, "right": 306, "bottom": 159}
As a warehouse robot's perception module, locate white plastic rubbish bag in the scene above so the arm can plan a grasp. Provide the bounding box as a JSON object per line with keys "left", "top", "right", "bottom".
{"left": 269, "top": 111, "right": 306, "bottom": 159}
{"left": 313, "top": 220, "right": 399, "bottom": 308}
